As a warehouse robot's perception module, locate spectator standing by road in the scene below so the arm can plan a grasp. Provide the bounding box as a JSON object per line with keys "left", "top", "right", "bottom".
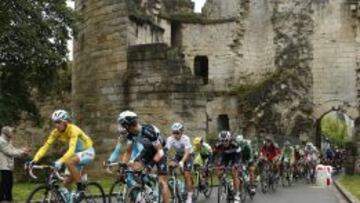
{"left": 0, "top": 126, "right": 31, "bottom": 203}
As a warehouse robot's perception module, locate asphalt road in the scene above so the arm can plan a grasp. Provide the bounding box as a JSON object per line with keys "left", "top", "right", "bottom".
{"left": 107, "top": 180, "right": 347, "bottom": 203}
{"left": 195, "top": 181, "right": 347, "bottom": 203}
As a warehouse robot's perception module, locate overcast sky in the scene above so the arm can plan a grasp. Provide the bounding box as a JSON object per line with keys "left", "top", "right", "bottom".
{"left": 66, "top": 0, "right": 207, "bottom": 60}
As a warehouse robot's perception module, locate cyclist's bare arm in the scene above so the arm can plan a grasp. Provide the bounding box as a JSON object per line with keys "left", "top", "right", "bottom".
{"left": 181, "top": 149, "right": 190, "bottom": 163}
{"left": 153, "top": 141, "right": 164, "bottom": 162}
{"left": 121, "top": 142, "right": 132, "bottom": 163}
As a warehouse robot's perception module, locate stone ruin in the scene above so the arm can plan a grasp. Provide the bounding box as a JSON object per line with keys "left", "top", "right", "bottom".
{"left": 72, "top": 0, "right": 360, "bottom": 166}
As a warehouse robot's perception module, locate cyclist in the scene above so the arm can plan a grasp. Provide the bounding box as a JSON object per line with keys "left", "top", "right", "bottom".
{"left": 193, "top": 136, "right": 213, "bottom": 168}
{"left": 165, "top": 122, "right": 194, "bottom": 203}
{"left": 30, "top": 110, "right": 95, "bottom": 191}
{"left": 280, "top": 140, "right": 295, "bottom": 181}
{"left": 235, "top": 135, "right": 256, "bottom": 194}
{"left": 118, "top": 110, "right": 171, "bottom": 203}
{"left": 304, "top": 142, "right": 319, "bottom": 165}
{"left": 304, "top": 142, "right": 319, "bottom": 181}
{"left": 105, "top": 126, "right": 128, "bottom": 164}
{"left": 259, "top": 136, "right": 281, "bottom": 176}
{"left": 214, "top": 131, "right": 242, "bottom": 203}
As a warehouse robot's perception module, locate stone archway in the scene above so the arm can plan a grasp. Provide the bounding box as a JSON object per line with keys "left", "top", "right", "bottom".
{"left": 312, "top": 100, "right": 358, "bottom": 148}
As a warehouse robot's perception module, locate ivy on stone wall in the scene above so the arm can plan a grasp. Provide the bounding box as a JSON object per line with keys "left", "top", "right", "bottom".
{"left": 230, "top": 0, "right": 315, "bottom": 137}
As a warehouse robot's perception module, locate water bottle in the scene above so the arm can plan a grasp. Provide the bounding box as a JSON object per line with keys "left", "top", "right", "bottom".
{"left": 58, "top": 187, "right": 71, "bottom": 203}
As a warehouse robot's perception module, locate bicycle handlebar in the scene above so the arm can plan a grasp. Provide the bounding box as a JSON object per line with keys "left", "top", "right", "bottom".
{"left": 24, "top": 164, "right": 64, "bottom": 181}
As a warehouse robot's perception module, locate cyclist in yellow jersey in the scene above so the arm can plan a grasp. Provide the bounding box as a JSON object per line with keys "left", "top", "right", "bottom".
{"left": 30, "top": 110, "right": 95, "bottom": 191}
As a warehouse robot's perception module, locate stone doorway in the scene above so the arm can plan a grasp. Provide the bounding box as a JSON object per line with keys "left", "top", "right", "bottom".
{"left": 315, "top": 108, "right": 354, "bottom": 150}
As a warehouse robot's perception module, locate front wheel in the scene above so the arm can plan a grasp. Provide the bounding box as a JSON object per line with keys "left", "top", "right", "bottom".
{"left": 217, "top": 183, "right": 227, "bottom": 203}
{"left": 26, "top": 185, "right": 65, "bottom": 203}
{"left": 125, "top": 185, "right": 149, "bottom": 203}
{"left": 78, "top": 182, "right": 106, "bottom": 203}
{"left": 203, "top": 172, "right": 213, "bottom": 198}
{"left": 109, "top": 180, "right": 127, "bottom": 203}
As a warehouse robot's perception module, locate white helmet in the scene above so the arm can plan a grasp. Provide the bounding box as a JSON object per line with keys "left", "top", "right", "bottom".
{"left": 236, "top": 134, "right": 244, "bottom": 143}
{"left": 219, "top": 131, "right": 231, "bottom": 141}
{"left": 118, "top": 111, "right": 138, "bottom": 129}
{"left": 51, "top": 110, "right": 70, "bottom": 122}
{"left": 171, "top": 122, "right": 184, "bottom": 132}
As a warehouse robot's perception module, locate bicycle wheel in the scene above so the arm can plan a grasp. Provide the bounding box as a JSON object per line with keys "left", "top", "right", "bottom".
{"left": 26, "top": 185, "right": 65, "bottom": 203}
{"left": 192, "top": 172, "right": 200, "bottom": 201}
{"left": 169, "top": 179, "right": 183, "bottom": 203}
{"left": 109, "top": 180, "right": 127, "bottom": 203}
{"left": 271, "top": 174, "right": 278, "bottom": 192}
{"left": 240, "top": 181, "right": 247, "bottom": 202}
{"left": 260, "top": 174, "right": 268, "bottom": 193}
{"left": 125, "top": 185, "right": 149, "bottom": 203}
{"left": 217, "top": 183, "right": 227, "bottom": 203}
{"left": 78, "top": 182, "right": 106, "bottom": 203}
{"left": 203, "top": 172, "right": 213, "bottom": 198}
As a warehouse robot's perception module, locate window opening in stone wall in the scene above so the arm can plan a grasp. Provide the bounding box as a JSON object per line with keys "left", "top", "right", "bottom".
{"left": 171, "top": 22, "right": 182, "bottom": 47}
{"left": 194, "top": 56, "right": 209, "bottom": 84}
{"left": 217, "top": 114, "right": 230, "bottom": 132}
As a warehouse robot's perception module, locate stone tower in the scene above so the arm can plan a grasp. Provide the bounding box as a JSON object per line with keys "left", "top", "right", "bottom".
{"left": 73, "top": 0, "right": 130, "bottom": 143}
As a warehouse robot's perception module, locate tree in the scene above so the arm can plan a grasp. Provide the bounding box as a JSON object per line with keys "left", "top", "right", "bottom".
{"left": 0, "top": 0, "right": 78, "bottom": 126}
{"left": 320, "top": 113, "right": 348, "bottom": 147}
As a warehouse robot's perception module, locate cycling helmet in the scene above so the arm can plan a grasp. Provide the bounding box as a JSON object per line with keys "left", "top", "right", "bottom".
{"left": 284, "top": 140, "right": 291, "bottom": 146}
{"left": 193, "top": 137, "right": 203, "bottom": 145}
{"left": 265, "top": 136, "right": 272, "bottom": 142}
{"left": 306, "top": 142, "right": 313, "bottom": 147}
{"left": 171, "top": 122, "right": 184, "bottom": 132}
{"left": 118, "top": 111, "right": 138, "bottom": 129}
{"left": 51, "top": 110, "right": 70, "bottom": 122}
{"left": 218, "top": 131, "right": 231, "bottom": 141}
{"left": 236, "top": 134, "right": 244, "bottom": 143}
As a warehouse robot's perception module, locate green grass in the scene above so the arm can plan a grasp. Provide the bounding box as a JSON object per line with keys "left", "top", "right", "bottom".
{"left": 338, "top": 175, "right": 360, "bottom": 200}
{"left": 13, "top": 177, "right": 115, "bottom": 202}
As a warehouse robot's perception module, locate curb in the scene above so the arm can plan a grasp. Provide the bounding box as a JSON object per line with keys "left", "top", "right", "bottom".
{"left": 334, "top": 179, "right": 360, "bottom": 203}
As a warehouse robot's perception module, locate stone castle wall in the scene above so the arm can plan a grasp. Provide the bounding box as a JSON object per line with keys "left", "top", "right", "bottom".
{"left": 311, "top": 0, "right": 359, "bottom": 110}
{"left": 72, "top": 0, "right": 360, "bottom": 164}
{"left": 126, "top": 44, "right": 207, "bottom": 137}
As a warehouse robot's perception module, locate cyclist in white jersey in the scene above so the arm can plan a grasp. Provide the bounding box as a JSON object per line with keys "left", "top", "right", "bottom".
{"left": 165, "top": 122, "right": 194, "bottom": 203}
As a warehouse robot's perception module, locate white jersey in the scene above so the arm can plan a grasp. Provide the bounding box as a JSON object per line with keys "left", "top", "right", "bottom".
{"left": 165, "top": 135, "right": 193, "bottom": 156}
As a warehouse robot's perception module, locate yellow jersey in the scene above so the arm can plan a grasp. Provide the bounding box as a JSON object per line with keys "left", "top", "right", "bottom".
{"left": 33, "top": 123, "right": 93, "bottom": 163}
